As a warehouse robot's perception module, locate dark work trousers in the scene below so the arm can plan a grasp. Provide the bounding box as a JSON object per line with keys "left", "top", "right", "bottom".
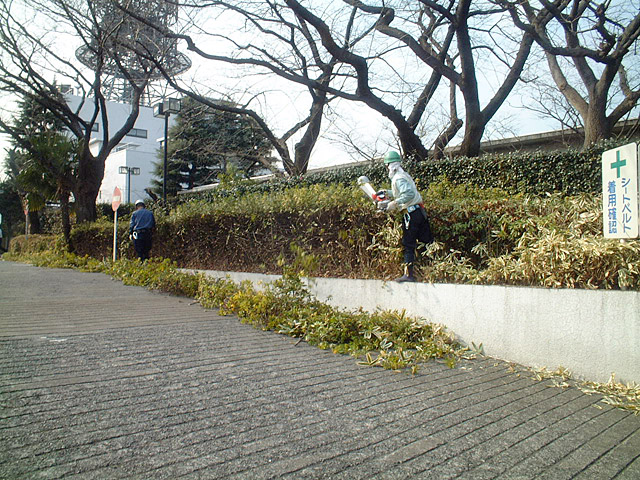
{"left": 133, "top": 229, "right": 153, "bottom": 261}
{"left": 402, "top": 207, "right": 434, "bottom": 267}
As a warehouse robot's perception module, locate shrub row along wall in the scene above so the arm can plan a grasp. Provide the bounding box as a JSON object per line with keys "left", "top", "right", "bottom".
{"left": 73, "top": 182, "right": 525, "bottom": 279}
{"left": 22, "top": 139, "right": 624, "bottom": 238}
{"left": 65, "top": 181, "right": 640, "bottom": 290}
{"left": 73, "top": 196, "right": 396, "bottom": 279}
{"left": 308, "top": 147, "right": 602, "bottom": 197}
{"left": 178, "top": 140, "right": 618, "bottom": 207}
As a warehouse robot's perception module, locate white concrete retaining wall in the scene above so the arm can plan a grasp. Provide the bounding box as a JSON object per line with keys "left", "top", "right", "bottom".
{"left": 190, "top": 270, "right": 640, "bottom": 384}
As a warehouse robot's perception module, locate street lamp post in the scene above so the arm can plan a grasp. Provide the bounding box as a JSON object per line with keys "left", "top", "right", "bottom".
{"left": 118, "top": 166, "right": 141, "bottom": 204}
{"left": 153, "top": 98, "right": 181, "bottom": 204}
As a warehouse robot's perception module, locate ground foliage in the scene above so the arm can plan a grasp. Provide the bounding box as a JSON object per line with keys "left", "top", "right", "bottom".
{"left": 580, "top": 374, "right": 640, "bottom": 416}
{"left": 1, "top": 252, "right": 464, "bottom": 373}
{"left": 198, "top": 271, "right": 463, "bottom": 373}
{"left": 529, "top": 367, "right": 640, "bottom": 416}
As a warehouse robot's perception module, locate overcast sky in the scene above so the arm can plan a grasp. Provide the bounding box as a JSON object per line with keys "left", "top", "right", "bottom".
{"left": 1, "top": 0, "right": 623, "bottom": 177}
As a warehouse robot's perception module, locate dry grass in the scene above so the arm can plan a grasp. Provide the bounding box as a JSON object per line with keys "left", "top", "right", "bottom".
{"left": 529, "top": 366, "right": 640, "bottom": 415}
{"left": 580, "top": 374, "right": 640, "bottom": 415}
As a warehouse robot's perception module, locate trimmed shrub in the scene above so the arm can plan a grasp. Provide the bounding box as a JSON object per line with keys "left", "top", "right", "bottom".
{"left": 9, "top": 234, "right": 63, "bottom": 254}
{"left": 10, "top": 137, "right": 640, "bottom": 291}
{"left": 178, "top": 139, "right": 625, "bottom": 206}
{"left": 60, "top": 179, "right": 640, "bottom": 290}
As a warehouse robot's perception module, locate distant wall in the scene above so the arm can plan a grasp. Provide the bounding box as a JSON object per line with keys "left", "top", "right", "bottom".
{"left": 466, "top": 119, "right": 640, "bottom": 155}
{"left": 190, "top": 269, "right": 640, "bottom": 384}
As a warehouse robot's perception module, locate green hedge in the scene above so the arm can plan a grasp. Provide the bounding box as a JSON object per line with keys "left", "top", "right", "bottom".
{"left": 63, "top": 180, "right": 640, "bottom": 290}
{"left": 74, "top": 182, "right": 525, "bottom": 278}
{"left": 14, "top": 140, "right": 640, "bottom": 290}
{"left": 178, "top": 139, "right": 624, "bottom": 206}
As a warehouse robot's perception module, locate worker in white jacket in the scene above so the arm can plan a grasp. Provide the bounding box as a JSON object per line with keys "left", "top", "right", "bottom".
{"left": 379, "top": 151, "right": 434, "bottom": 282}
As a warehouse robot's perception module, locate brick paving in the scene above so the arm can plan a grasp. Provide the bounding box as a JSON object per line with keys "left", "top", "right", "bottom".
{"left": 1, "top": 260, "right": 639, "bottom": 479}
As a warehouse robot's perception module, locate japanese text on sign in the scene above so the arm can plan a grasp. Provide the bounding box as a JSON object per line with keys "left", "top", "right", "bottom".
{"left": 601, "top": 143, "right": 639, "bottom": 239}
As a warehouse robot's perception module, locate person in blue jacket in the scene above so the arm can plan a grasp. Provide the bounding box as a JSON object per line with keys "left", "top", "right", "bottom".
{"left": 129, "top": 199, "right": 156, "bottom": 261}
{"left": 379, "top": 151, "right": 434, "bottom": 282}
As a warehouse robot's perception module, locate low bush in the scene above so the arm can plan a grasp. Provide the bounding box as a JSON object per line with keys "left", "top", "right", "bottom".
{"left": 8, "top": 234, "right": 64, "bottom": 255}
{"left": 109, "top": 258, "right": 202, "bottom": 298}
{"left": 2, "top": 249, "right": 106, "bottom": 271}
{"left": 480, "top": 229, "right": 640, "bottom": 290}
{"left": 178, "top": 139, "right": 624, "bottom": 206}
{"left": 60, "top": 178, "right": 640, "bottom": 290}
{"left": 195, "top": 253, "right": 465, "bottom": 372}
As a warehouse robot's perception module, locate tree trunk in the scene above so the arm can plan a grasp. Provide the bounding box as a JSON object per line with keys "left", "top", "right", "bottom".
{"left": 27, "top": 210, "right": 40, "bottom": 235}
{"left": 74, "top": 188, "right": 98, "bottom": 224}
{"left": 458, "top": 122, "right": 484, "bottom": 157}
{"left": 582, "top": 101, "right": 613, "bottom": 150}
{"left": 74, "top": 149, "right": 103, "bottom": 223}
{"left": 293, "top": 88, "right": 328, "bottom": 175}
{"left": 457, "top": 92, "right": 484, "bottom": 157}
{"left": 432, "top": 118, "right": 464, "bottom": 160}
{"left": 59, "top": 190, "right": 72, "bottom": 252}
{"left": 395, "top": 122, "right": 429, "bottom": 161}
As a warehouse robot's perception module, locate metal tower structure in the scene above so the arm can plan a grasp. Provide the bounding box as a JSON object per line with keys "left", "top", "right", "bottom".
{"left": 75, "top": 0, "right": 191, "bottom": 105}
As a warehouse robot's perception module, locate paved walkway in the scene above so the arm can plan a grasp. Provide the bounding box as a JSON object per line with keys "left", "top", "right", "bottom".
{"left": 1, "top": 260, "right": 639, "bottom": 479}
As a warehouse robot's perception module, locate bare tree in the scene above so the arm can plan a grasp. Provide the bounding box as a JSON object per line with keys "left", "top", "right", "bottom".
{"left": 117, "top": 0, "right": 363, "bottom": 175}
{"left": 333, "top": 0, "right": 540, "bottom": 158}
{"left": 182, "top": 1, "right": 535, "bottom": 159}
{"left": 117, "top": 1, "right": 543, "bottom": 163}
{"left": 0, "top": 0, "right": 170, "bottom": 222}
{"left": 497, "top": 0, "right": 640, "bottom": 148}
{"left": 523, "top": 72, "right": 585, "bottom": 134}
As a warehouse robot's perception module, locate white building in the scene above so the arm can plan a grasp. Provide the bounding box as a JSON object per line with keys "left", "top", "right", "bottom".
{"left": 66, "top": 94, "right": 175, "bottom": 205}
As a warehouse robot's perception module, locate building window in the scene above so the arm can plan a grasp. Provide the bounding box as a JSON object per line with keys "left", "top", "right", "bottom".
{"left": 114, "top": 143, "right": 140, "bottom": 153}
{"left": 126, "top": 128, "right": 148, "bottom": 139}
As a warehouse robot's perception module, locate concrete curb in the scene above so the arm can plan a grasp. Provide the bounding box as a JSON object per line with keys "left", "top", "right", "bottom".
{"left": 187, "top": 269, "right": 640, "bottom": 384}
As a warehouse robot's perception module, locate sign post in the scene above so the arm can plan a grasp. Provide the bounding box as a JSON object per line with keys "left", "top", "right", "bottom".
{"left": 602, "top": 142, "right": 640, "bottom": 239}
{"left": 23, "top": 201, "right": 29, "bottom": 240}
{"left": 112, "top": 187, "right": 122, "bottom": 261}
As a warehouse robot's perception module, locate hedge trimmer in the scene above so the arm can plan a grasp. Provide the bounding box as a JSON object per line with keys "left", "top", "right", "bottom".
{"left": 357, "top": 176, "right": 390, "bottom": 210}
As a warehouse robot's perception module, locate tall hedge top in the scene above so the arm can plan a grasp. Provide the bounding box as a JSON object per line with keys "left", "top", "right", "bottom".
{"left": 178, "top": 138, "right": 626, "bottom": 205}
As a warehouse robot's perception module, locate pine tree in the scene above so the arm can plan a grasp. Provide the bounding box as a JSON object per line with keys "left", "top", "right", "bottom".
{"left": 151, "top": 97, "right": 273, "bottom": 196}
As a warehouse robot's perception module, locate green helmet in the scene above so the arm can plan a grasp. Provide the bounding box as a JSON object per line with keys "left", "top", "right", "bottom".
{"left": 383, "top": 151, "right": 402, "bottom": 164}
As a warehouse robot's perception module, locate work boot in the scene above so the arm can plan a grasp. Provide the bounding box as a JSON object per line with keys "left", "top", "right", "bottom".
{"left": 394, "top": 264, "right": 416, "bottom": 283}
{"left": 395, "top": 274, "right": 416, "bottom": 283}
